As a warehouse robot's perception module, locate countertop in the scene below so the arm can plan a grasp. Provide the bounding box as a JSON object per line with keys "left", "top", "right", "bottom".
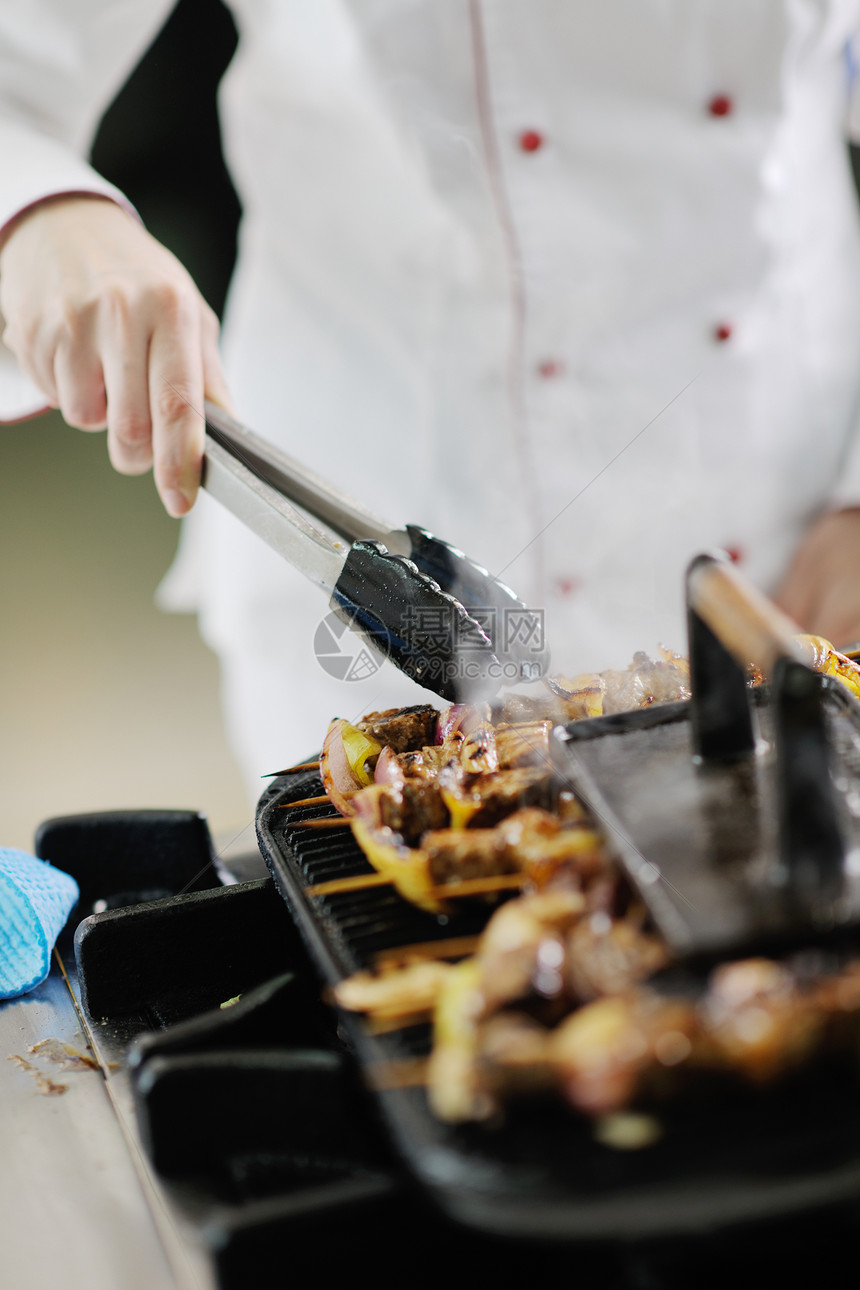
{"left": 0, "top": 836, "right": 268, "bottom": 1290}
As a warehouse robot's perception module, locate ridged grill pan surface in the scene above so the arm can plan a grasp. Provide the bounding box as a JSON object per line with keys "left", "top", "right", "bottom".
{"left": 256, "top": 750, "right": 860, "bottom": 1242}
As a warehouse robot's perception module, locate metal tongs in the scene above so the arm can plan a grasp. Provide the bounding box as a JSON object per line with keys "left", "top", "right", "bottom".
{"left": 201, "top": 401, "right": 549, "bottom": 702}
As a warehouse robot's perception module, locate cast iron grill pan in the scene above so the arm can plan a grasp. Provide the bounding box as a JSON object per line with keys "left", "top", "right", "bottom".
{"left": 257, "top": 763, "right": 860, "bottom": 1243}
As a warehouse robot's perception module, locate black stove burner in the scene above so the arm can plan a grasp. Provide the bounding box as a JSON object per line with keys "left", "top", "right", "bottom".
{"left": 38, "top": 809, "right": 860, "bottom": 1290}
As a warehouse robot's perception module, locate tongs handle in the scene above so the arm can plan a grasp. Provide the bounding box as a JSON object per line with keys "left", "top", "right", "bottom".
{"left": 204, "top": 400, "right": 391, "bottom": 544}
{"left": 203, "top": 400, "right": 549, "bottom": 690}
{"left": 202, "top": 401, "right": 506, "bottom": 702}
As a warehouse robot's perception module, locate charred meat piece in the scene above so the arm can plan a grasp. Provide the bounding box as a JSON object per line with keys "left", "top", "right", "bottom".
{"left": 478, "top": 1012, "right": 556, "bottom": 1100}
{"left": 494, "top": 721, "right": 553, "bottom": 768}
{"left": 420, "top": 804, "right": 606, "bottom": 894}
{"left": 564, "top": 914, "right": 670, "bottom": 1004}
{"left": 372, "top": 719, "right": 497, "bottom": 795}
{"left": 473, "top": 892, "right": 664, "bottom": 1016}
{"left": 474, "top": 889, "right": 589, "bottom": 1015}
{"left": 695, "top": 957, "right": 829, "bottom": 1084}
{"left": 375, "top": 743, "right": 458, "bottom": 787}
{"left": 427, "top": 892, "right": 587, "bottom": 1123}
{"left": 422, "top": 827, "right": 520, "bottom": 887}
{"left": 372, "top": 781, "right": 450, "bottom": 843}
{"left": 424, "top": 884, "right": 675, "bottom": 1121}
{"left": 498, "top": 808, "right": 607, "bottom": 888}
{"left": 549, "top": 991, "right": 698, "bottom": 1118}
{"left": 357, "top": 704, "right": 440, "bottom": 753}
{"left": 458, "top": 720, "right": 498, "bottom": 776}
{"left": 443, "top": 766, "right": 556, "bottom": 828}
{"left": 353, "top": 780, "right": 450, "bottom": 845}
{"left": 548, "top": 953, "right": 860, "bottom": 1119}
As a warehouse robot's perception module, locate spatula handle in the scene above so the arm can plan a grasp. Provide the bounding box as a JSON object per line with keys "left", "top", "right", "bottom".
{"left": 686, "top": 550, "right": 846, "bottom": 925}
{"left": 686, "top": 553, "right": 806, "bottom": 677}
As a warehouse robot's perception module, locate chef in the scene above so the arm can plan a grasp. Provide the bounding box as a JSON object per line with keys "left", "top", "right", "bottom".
{"left": 3, "top": 1, "right": 860, "bottom": 798}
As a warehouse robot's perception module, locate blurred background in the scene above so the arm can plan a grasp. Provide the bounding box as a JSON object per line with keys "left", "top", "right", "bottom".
{"left": 0, "top": 0, "right": 251, "bottom": 852}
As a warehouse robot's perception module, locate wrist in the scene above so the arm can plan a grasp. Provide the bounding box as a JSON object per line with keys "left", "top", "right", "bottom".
{"left": 0, "top": 193, "right": 131, "bottom": 260}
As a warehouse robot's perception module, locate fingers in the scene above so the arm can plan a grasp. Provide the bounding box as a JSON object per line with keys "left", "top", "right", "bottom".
{"left": 0, "top": 197, "right": 234, "bottom": 517}
{"left": 55, "top": 283, "right": 227, "bottom": 515}
{"left": 147, "top": 297, "right": 237, "bottom": 515}
{"left": 148, "top": 303, "right": 206, "bottom": 517}
{"left": 100, "top": 289, "right": 232, "bottom": 512}
{"left": 53, "top": 316, "right": 108, "bottom": 433}
{"left": 102, "top": 290, "right": 231, "bottom": 514}
{"left": 93, "top": 287, "right": 153, "bottom": 474}
{"left": 102, "top": 349, "right": 154, "bottom": 476}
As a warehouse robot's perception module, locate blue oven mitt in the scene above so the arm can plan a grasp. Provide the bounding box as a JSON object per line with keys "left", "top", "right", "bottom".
{"left": 0, "top": 847, "right": 79, "bottom": 999}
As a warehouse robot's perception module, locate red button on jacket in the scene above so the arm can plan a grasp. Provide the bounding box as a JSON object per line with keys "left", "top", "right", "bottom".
{"left": 519, "top": 129, "right": 544, "bottom": 152}
{"left": 707, "top": 94, "right": 733, "bottom": 117}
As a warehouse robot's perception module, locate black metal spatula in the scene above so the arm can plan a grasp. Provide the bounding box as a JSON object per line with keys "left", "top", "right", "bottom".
{"left": 550, "top": 552, "right": 860, "bottom": 963}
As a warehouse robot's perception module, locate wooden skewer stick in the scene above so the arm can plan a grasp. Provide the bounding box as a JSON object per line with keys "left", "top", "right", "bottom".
{"left": 308, "top": 866, "right": 524, "bottom": 900}
{"left": 263, "top": 760, "right": 320, "bottom": 776}
{"left": 279, "top": 790, "right": 357, "bottom": 809}
{"left": 364, "top": 1058, "right": 429, "bottom": 1091}
{"left": 425, "top": 872, "right": 525, "bottom": 901}
{"left": 365, "top": 1012, "right": 434, "bottom": 1036}
{"left": 279, "top": 794, "right": 330, "bottom": 809}
{"left": 291, "top": 817, "right": 351, "bottom": 830}
{"left": 305, "top": 871, "right": 393, "bottom": 897}
{"left": 372, "top": 935, "right": 482, "bottom": 967}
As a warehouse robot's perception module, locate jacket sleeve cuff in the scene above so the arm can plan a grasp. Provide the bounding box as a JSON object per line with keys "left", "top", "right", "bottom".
{"left": 0, "top": 115, "right": 137, "bottom": 230}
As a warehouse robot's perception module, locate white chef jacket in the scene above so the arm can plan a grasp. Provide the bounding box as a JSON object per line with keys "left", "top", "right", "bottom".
{"left": 4, "top": 1, "right": 860, "bottom": 793}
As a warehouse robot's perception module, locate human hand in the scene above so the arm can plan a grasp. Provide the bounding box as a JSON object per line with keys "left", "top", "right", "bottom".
{"left": 772, "top": 507, "right": 860, "bottom": 650}
{"left": 0, "top": 194, "right": 234, "bottom": 516}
